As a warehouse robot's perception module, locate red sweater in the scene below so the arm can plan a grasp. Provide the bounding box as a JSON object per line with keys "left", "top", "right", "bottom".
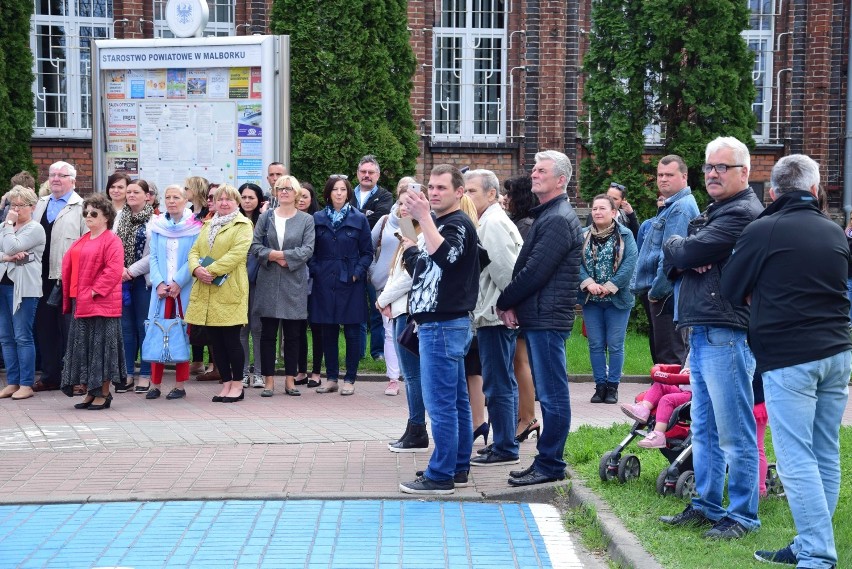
{"left": 61, "top": 231, "right": 125, "bottom": 317}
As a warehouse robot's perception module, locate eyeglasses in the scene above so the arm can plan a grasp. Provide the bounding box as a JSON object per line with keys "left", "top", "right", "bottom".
{"left": 83, "top": 210, "right": 100, "bottom": 218}
{"left": 329, "top": 174, "right": 348, "bottom": 180}
{"left": 702, "top": 164, "right": 743, "bottom": 174}
{"left": 9, "top": 203, "right": 31, "bottom": 209}
{"left": 207, "top": 194, "right": 215, "bottom": 201}
{"left": 609, "top": 182, "right": 626, "bottom": 191}
{"left": 277, "top": 186, "right": 295, "bottom": 193}
{"left": 49, "top": 173, "right": 72, "bottom": 179}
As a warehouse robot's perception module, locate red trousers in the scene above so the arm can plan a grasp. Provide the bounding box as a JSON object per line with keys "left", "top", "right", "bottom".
{"left": 150, "top": 296, "right": 190, "bottom": 385}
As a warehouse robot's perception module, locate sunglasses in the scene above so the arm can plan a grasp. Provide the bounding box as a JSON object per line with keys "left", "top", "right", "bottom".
{"left": 83, "top": 210, "right": 100, "bottom": 218}
{"left": 609, "top": 182, "right": 626, "bottom": 191}
{"left": 330, "top": 174, "right": 348, "bottom": 180}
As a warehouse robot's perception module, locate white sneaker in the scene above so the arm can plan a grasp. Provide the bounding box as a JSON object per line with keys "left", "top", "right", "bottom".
{"left": 384, "top": 379, "right": 400, "bottom": 396}
{"left": 242, "top": 374, "right": 250, "bottom": 388}
{"left": 252, "top": 375, "right": 266, "bottom": 389}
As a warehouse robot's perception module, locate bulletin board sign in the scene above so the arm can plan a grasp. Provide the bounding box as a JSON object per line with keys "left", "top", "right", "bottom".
{"left": 92, "top": 35, "right": 290, "bottom": 198}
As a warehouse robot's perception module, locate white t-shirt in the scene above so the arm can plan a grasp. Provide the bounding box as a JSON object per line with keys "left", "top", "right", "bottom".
{"left": 274, "top": 213, "right": 287, "bottom": 250}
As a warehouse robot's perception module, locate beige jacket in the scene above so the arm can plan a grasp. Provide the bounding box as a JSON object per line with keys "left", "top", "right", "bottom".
{"left": 32, "top": 191, "right": 85, "bottom": 280}
{"left": 473, "top": 203, "right": 523, "bottom": 329}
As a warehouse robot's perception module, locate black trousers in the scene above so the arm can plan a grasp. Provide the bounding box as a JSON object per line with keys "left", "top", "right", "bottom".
{"left": 260, "top": 317, "right": 300, "bottom": 376}
{"left": 35, "top": 278, "right": 71, "bottom": 387}
{"left": 206, "top": 325, "right": 244, "bottom": 383}
{"left": 648, "top": 294, "right": 688, "bottom": 366}
{"left": 298, "top": 320, "right": 322, "bottom": 375}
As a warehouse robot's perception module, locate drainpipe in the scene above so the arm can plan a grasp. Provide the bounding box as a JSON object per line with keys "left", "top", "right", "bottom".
{"left": 844, "top": 1, "right": 852, "bottom": 224}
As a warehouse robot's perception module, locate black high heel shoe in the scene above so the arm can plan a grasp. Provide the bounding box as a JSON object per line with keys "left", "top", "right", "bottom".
{"left": 88, "top": 394, "right": 112, "bottom": 411}
{"left": 515, "top": 419, "right": 541, "bottom": 443}
{"left": 473, "top": 422, "right": 490, "bottom": 446}
{"left": 74, "top": 396, "right": 95, "bottom": 410}
{"left": 222, "top": 390, "right": 245, "bottom": 403}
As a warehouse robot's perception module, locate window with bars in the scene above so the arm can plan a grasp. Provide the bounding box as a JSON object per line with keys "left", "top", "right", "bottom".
{"left": 31, "top": 0, "right": 113, "bottom": 137}
{"left": 432, "top": 0, "right": 507, "bottom": 143}
{"left": 153, "top": 0, "right": 235, "bottom": 38}
{"left": 743, "top": 0, "right": 774, "bottom": 143}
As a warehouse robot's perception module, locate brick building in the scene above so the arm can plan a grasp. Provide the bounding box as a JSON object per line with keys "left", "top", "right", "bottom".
{"left": 28, "top": 1, "right": 850, "bottom": 210}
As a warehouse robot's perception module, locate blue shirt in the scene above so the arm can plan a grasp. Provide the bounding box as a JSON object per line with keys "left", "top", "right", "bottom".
{"left": 46, "top": 190, "right": 73, "bottom": 223}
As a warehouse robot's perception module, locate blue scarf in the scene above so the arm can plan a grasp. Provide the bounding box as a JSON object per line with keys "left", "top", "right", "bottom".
{"left": 326, "top": 203, "right": 351, "bottom": 230}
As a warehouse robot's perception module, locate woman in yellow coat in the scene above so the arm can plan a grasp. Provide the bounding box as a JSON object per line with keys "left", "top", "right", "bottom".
{"left": 185, "top": 184, "right": 253, "bottom": 403}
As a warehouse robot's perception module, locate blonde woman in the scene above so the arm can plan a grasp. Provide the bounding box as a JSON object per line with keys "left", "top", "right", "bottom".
{"left": 184, "top": 176, "right": 209, "bottom": 218}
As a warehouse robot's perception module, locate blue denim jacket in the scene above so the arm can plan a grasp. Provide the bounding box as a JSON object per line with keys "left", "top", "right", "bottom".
{"left": 629, "top": 187, "right": 699, "bottom": 300}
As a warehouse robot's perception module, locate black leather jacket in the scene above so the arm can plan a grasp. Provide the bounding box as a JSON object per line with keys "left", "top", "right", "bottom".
{"left": 496, "top": 195, "right": 583, "bottom": 330}
{"left": 662, "top": 187, "right": 763, "bottom": 329}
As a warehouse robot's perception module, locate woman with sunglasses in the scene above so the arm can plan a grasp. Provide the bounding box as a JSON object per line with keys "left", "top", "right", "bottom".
{"left": 251, "top": 176, "right": 315, "bottom": 397}
{"left": 185, "top": 184, "right": 253, "bottom": 403}
{"left": 0, "top": 186, "right": 46, "bottom": 401}
{"left": 60, "top": 194, "right": 127, "bottom": 409}
{"left": 309, "top": 174, "right": 372, "bottom": 396}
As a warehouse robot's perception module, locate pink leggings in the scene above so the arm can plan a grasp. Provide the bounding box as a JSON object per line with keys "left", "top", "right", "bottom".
{"left": 644, "top": 383, "right": 691, "bottom": 424}
{"left": 754, "top": 402, "right": 768, "bottom": 496}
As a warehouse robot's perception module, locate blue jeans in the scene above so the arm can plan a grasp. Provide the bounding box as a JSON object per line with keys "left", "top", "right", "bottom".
{"left": 359, "top": 283, "right": 384, "bottom": 359}
{"left": 763, "top": 351, "right": 850, "bottom": 568}
{"left": 121, "top": 277, "right": 151, "bottom": 378}
{"left": 394, "top": 316, "right": 425, "bottom": 425}
{"left": 688, "top": 326, "right": 760, "bottom": 529}
{"left": 319, "top": 323, "right": 359, "bottom": 383}
{"left": 846, "top": 278, "right": 852, "bottom": 325}
{"left": 525, "top": 329, "right": 571, "bottom": 477}
{"left": 0, "top": 288, "right": 38, "bottom": 387}
{"left": 477, "top": 325, "right": 519, "bottom": 458}
{"left": 582, "top": 301, "right": 631, "bottom": 385}
{"left": 419, "top": 316, "right": 473, "bottom": 482}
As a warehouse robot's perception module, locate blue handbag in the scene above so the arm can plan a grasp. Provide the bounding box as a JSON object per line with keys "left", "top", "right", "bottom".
{"left": 142, "top": 297, "right": 190, "bottom": 363}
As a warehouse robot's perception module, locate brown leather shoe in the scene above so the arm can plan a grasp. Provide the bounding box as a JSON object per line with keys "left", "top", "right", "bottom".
{"left": 32, "top": 380, "right": 60, "bottom": 392}
{"left": 196, "top": 368, "right": 221, "bottom": 382}
{"left": 189, "top": 362, "right": 206, "bottom": 375}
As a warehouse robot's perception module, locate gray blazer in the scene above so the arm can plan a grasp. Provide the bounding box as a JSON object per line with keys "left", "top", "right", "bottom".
{"left": 250, "top": 209, "right": 315, "bottom": 320}
{"left": 0, "top": 221, "right": 46, "bottom": 312}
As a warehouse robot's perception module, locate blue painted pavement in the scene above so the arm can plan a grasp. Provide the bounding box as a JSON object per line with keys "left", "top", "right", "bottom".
{"left": 0, "top": 499, "right": 585, "bottom": 569}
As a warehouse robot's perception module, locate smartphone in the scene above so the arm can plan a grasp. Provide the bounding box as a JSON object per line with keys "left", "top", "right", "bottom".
{"left": 398, "top": 216, "right": 418, "bottom": 242}
{"left": 408, "top": 183, "right": 422, "bottom": 193}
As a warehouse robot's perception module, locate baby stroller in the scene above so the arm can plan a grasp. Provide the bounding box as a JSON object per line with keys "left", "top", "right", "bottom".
{"left": 599, "top": 364, "right": 697, "bottom": 499}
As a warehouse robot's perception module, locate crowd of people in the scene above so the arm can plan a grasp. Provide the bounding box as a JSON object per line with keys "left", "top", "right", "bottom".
{"left": 0, "top": 139, "right": 848, "bottom": 567}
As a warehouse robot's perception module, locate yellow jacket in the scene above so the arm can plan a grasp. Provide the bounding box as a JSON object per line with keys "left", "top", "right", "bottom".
{"left": 185, "top": 214, "right": 252, "bottom": 326}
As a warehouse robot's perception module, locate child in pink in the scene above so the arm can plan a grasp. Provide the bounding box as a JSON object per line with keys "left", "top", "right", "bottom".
{"left": 620, "top": 363, "right": 691, "bottom": 448}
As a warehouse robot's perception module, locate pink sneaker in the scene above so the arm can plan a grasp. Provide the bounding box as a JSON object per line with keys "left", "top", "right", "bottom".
{"left": 620, "top": 402, "right": 650, "bottom": 424}
{"left": 384, "top": 379, "right": 400, "bottom": 396}
{"left": 638, "top": 431, "right": 667, "bottom": 449}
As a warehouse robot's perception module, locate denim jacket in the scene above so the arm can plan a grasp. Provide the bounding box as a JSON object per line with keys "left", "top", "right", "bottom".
{"left": 629, "top": 186, "right": 699, "bottom": 300}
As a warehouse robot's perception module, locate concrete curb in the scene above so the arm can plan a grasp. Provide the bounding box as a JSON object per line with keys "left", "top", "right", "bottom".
{"left": 352, "top": 373, "right": 654, "bottom": 383}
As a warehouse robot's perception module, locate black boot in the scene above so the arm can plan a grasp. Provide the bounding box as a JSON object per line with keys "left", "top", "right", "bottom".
{"left": 604, "top": 382, "right": 619, "bottom": 404}
{"left": 590, "top": 384, "right": 606, "bottom": 403}
{"left": 391, "top": 421, "right": 413, "bottom": 445}
{"left": 388, "top": 422, "right": 429, "bottom": 453}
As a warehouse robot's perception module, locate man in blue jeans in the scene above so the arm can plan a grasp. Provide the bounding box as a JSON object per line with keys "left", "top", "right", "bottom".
{"left": 398, "top": 164, "right": 480, "bottom": 495}
{"left": 722, "top": 154, "right": 850, "bottom": 568}
{"left": 464, "top": 169, "right": 523, "bottom": 468}
{"left": 662, "top": 136, "right": 764, "bottom": 539}
{"left": 495, "top": 150, "right": 583, "bottom": 487}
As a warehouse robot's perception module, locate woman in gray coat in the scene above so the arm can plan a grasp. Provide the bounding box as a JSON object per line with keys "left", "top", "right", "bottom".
{"left": 250, "top": 176, "right": 315, "bottom": 397}
{"left": 0, "top": 186, "right": 46, "bottom": 400}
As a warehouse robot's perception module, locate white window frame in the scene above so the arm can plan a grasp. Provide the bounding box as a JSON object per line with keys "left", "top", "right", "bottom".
{"left": 743, "top": 0, "right": 774, "bottom": 144}
{"left": 31, "top": 0, "right": 113, "bottom": 138}
{"left": 153, "top": 0, "right": 235, "bottom": 38}
{"left": 432, "top": 0, "right": 507, "bottom": 143}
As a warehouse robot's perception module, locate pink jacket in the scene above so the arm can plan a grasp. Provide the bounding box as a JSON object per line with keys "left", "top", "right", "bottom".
{"left": 61, "top": 231, "right": 125, "bottom": 318}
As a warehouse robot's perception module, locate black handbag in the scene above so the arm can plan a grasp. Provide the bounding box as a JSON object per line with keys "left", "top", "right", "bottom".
{"left": 396, "top": 318, "right": 419, "bottom": 356}
{"left": 46, "top": 281, "right": 62, "bottom": 307}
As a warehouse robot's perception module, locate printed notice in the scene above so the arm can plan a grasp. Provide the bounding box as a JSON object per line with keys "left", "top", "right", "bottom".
{"left": 128, "top": 70, "right": 146, "bottom": 99}
{"left": 195, "top": 104, "right": 213, "bottom": 133}
{"left": 107, "top": 102, "right": 137, "bottom": 137}
{"left": 197, "top": 134, "right": 214, "bottom": 165}
{"left": 237, "top": 138, "right": 262, "bottom": 157}
{"left": 106, "top": 71, "right": 126, "bottom": 99}
{"left": 208, "top": 69, "right": 228, "bottom": 99}
{"left": 167, "top": 69, "right": 187, "bottom": 99}
{"left": 187, "top": 69, "right": 207, "bottom": 98}
{"left": 107, "top": 139, "right": 138, "bottom": 154}
{"left": 229, "top": 68, "right": 250, "bottom": 98}
{"left": 249, "top": 67, "right": 261, "bottom": 99}
{"left": 237, "top": 103, "right": 262, "bottom": 138}
{"left": 146, "top": 70, "right": 167, "bottom": 99}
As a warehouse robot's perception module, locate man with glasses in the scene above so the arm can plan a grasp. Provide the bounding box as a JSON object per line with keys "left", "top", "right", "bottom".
{"left": 350, "top": 155, "right": 393, "bottom": 360}
{"left": 31, "top": 161, "right": 85, "bottom": 392}
{"left": 661, "top": 137, "right": 764, "bottom": 539}
{"left": 629, "top": 155, "right": 699, "bottom": 366}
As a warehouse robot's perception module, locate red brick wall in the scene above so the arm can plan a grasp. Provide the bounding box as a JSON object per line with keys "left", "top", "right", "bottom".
{"left": 32, "top": 140, "right": 95, "bottom": 195}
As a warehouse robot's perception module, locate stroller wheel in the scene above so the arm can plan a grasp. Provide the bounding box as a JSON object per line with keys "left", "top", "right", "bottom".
{"left": 617, "top": 454, "right": 641, "bottom": 483}
{"left": 766, "top": 464, "right": 786, "bottom": 498}
{"left": 656, "top": 467, "right": 676, "bottom": 496}
{"left": 599, "top": 451, "right": 619, "bottom": 482}
{"left": 675, "top": 470, "right": 697, "bottom": 499}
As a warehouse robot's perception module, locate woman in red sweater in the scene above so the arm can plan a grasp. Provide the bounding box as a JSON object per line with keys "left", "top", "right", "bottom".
{"left": 60, "top": 193, "right": 127, "bottom": 410}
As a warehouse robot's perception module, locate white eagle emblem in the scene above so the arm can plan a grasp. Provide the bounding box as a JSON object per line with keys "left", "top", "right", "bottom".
{"left": 176, "top": 2, "right": 193, "bottom": 25}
